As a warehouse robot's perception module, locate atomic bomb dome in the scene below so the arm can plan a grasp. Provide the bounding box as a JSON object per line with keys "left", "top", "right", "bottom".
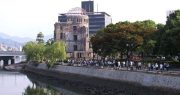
{"left": 67, "top": 7, "right": 87, "bottom": 15}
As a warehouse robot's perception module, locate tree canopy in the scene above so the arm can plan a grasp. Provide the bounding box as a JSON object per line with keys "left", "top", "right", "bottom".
{"left": 23, "top": 41, "right": 45, "bottom": 62}
{"left": 44, "top": 41, "right": 66, "bottom": 67}
{"left": 91, "top": 9, "right": 180, "bottom": 60}
{"left": 160, "top": 10, "right": 180, "bottom": 56}
{"left": 23, "top": 35, "right": 66, "bottom": 67}
{"left": 36, "top": 32, "right": 44, "bottom": 44}
{"left": 91, "top": 20, "right": 156, "bottom": 58}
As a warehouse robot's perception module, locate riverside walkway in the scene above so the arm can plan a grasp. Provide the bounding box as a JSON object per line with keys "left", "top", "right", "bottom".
{"left": 58, "top": 62, "right": 180, "bottom": 76}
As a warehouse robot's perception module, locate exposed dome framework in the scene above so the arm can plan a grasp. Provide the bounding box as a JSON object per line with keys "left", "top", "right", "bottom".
{"left": 67, "top": 7, "right": 87, "bottom": 15}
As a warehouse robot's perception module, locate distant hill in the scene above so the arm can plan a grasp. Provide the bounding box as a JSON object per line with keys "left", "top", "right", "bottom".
{"left": 0, "top": 32, "right": 33, "bottom": 49}
{"left": 0, "top": 32, "right": 33, "bottom": 43}
{"left": 0, "top": 32, "right": 53, "bottom": 49}
{"left": 0, "top": 37, "right": 22, "bottom": 49}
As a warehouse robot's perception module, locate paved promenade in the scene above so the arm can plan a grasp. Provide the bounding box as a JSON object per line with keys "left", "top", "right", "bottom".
{"left": 63, "top": 63, "right": 180, "bottom": 77}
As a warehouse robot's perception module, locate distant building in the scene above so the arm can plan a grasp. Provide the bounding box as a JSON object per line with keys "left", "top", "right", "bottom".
{"left": 81, "top": 0, "right": 112, "bottom": 35}
{"left": 54, "top": 7, "right": 92, "bottom": 59}
{"left": 81, "top": 1, "right": 94, "bottom": 12}
{"left": 0, "top": 43, "right": 6, "bottom": 51}
{"left": 87, "top": 12, "right": 112, "bottom": 34}
{"left": 0, "top": 43, "right": 20, "bottom": 51}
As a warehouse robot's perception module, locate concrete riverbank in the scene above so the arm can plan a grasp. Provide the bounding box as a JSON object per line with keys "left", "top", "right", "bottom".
{"left": 24, "top": 63, "right": 180, "bottom": 91}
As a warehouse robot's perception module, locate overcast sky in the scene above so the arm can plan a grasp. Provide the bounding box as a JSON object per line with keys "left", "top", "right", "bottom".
{"left": 0, "top": 0, "right": 180, "bottom": 39}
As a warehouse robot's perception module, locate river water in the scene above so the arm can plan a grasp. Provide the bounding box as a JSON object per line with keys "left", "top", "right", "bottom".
{"left": 0, "top": 71, "right": 65, "bottom": 95}
{"left": 0, "top": 70, "right": 180, "bottom": 95}
{"left": 0, "top": 71, "right": 32, "bottom": 95}
{"left": 0, "top": 70, "right": 84, "bottom": 95}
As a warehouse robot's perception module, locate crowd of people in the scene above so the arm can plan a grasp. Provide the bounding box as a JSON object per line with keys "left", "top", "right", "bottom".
{"left": 64, "top": 59, "right": 170, "bottom": 72}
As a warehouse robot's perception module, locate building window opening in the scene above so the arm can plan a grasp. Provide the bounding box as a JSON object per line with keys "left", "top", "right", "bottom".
{"left": 74, "top": 45, "right": 77, "bottom": 51}
{"left": 60, "top": 33, "right": 63, "bottom": 39}
{"left": 73, "top": 26, "right": 77, "bottom": 31}
{"left": 74, "top": 35, "right": 77, "bottom": 41}
{"left": 60, "top": 26, "right": 63, "bottom": 30}
{"left": 77, "top": 53, "right": 82, "bottom": 58}
{"left": 80, "top": 19, "right": 82, "bottom": 23}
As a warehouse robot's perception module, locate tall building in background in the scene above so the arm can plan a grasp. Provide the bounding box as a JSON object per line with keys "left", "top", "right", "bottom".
{"left": 81, "top": 0, "right": 112, "bottom": 35}
{"left": 81, "top": 0, "right": 94, "bottom": 12}
{"left": 54, "top": 7, "right": 92, "bottom": 59}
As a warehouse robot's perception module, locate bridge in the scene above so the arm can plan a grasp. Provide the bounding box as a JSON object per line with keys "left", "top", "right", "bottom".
{"left": 0, "top": 51, "right": 26, "bottom": 68}
{"left": 0, "top": 51, "right": 25, "bottom": 56}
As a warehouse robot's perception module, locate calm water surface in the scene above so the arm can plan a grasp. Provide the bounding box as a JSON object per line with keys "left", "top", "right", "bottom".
{"left": 0, "top": 71, "right": 33, "bottom": 95}
{"left": 0, "top": 71, "right": 68, "bottom": 95}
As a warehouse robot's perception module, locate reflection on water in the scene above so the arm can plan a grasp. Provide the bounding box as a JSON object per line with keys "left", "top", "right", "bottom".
{"left": 26, "top": 73, "right": 82, "bottom": 95}
{"left": 0, "top": 70, "right": 81, "bottom": 95}
{"left": 0, "top": 71, "right": 67, "bottom": 95}
{"left": 23, "top": 85, "right": 59, "bottom": 95}
{"left": 26, "top": 72, "right": 180, "bottom": 95}
{"left": 1, "top": 70, "right": 180, "bottom": 95}
{"left": 0, "top": 71, "right": 32, "bottom": 95}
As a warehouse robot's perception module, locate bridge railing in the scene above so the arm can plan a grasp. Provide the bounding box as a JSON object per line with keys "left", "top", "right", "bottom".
{"left": 0, "top": 51, "right": 25, "bottom": 56}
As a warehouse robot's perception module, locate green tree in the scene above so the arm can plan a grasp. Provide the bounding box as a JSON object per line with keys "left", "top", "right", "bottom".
{"left": 165, "top": 10, "right": 180, "bottom": 29}
{"left": 45, "top": 41, "right": 66, "bottom": 68}
{"left": 91, "top": 21, "right": 145, "bottom": 58}
{"left": 91, "top": 20, "right": 157, "bottom": 59}
{"left": 23, "top": 42, "right": 45, "bottom": 62}
{"left": 136, "top": 20, "right": 157, "bottom": 57}
{"left": 46, "top": 38, "right": 54, "bottom": 46}
{"left": 36, "top": 32, "right": 44, "bottom": 44}
{"left": 152, "top": 23, "right": 165, "bottom": 55}
{"left": 160, "top": 10, "right": 180, "bottom": 56}
{"left": 23, "top": 41, "right": 35, "bottom": 61}
{"left": 143, "top": 40, "right": 156, "bottom": 55}
{"left": 161, "top": 28, "right": 180, "bottom": 56}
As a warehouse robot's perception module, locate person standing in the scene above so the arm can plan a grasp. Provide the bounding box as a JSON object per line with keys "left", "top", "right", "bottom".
{"left": 148, "top": 63, "right": 151, "bottom": 71}
{"left": 155, "top": 63, "right": 159, "bottom": 70}
{"left": 130, "top": 61, "right": 133, "bottom": 70}
{"left": 138, "top": 62, "right": 142, "bottom": 70}
{"left": 123, "top": 61, "right": 125, "bottom": 68}
{"left": 160, "top": 63, "right": 163, "bottom": 72}
{"left": 166, "top": 63, "right": 170, "bottom": 71}
{"left": 118, "top": 61, "right": 121, "bottom": 69}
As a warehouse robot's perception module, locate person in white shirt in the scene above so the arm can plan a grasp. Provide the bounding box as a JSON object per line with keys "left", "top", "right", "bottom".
{"left": 155, "top": 63, "right": 159, "bottom": 70}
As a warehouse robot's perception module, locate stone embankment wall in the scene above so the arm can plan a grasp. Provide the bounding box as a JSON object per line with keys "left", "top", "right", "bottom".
{"left": 25, "top": 64, "right": 180, "bottom": 90}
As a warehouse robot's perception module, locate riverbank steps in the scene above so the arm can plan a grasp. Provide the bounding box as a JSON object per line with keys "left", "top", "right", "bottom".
{"left": 24, "top": 63, "right": 180, "bottom": 95}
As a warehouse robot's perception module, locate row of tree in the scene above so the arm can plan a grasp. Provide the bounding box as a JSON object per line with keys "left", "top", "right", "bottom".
{"left": 91, "top": 10, "right": 180, "bottom": 60}
{"left": 23, "top": 32, "right": 67, "bottom": 67}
